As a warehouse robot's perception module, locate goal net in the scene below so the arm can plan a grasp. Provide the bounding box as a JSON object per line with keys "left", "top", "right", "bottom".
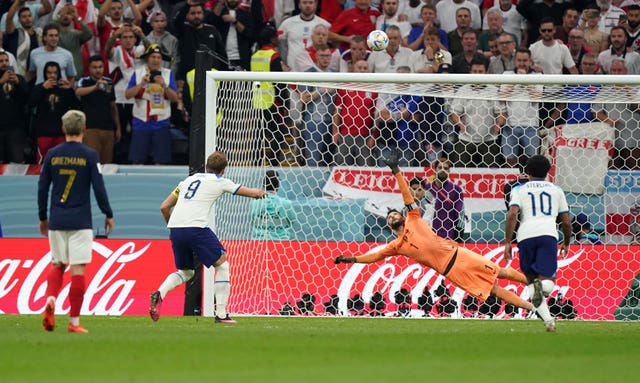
{"left": 204, "top": 71, "right": 640, "bottom": 321}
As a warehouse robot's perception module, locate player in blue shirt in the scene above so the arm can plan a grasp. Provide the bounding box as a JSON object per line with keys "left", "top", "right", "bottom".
{"left": 37, "top": 110, "right": 114, "bottom": 333}
{"left": 504, "top": 155, "right": 572, "bottom": 332}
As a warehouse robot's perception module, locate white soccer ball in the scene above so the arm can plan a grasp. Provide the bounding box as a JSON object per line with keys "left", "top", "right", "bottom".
{"left": 367, "top": 30, "right": 389, "bottom": 52}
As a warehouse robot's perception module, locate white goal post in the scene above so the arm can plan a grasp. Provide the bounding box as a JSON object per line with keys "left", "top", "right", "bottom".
{"left": 202, "top": 71, "right": 640, "bottom": 321}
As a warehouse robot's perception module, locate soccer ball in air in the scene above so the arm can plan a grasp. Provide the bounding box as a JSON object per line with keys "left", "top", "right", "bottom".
{"left": 367, "top": 30, "right": 389, "bottom": 52}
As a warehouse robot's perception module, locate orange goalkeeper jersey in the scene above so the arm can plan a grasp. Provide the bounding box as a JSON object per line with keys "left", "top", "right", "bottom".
{"left": 358, "top": 174, "right": 458, "bottom": 275}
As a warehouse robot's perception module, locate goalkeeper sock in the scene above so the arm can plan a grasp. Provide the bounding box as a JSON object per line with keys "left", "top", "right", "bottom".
{"left": 214, "top": 261, "right": 230, "bottom": 317}
{"left": 158, "top": 270, "right": 194, "bottom": 299}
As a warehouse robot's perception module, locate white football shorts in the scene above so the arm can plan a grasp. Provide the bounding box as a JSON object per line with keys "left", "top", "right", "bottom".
{"left": 48, "top": 229, "right": 93, "bottom": 265}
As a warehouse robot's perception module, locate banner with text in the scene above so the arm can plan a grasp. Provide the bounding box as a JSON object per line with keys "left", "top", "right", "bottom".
{"left": 1, "top": 239, "right": 638, "bottom": 320}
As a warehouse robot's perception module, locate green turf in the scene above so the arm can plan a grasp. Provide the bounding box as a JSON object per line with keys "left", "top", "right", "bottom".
{"left": 1, "top": 315, "right": 639, "bottom": 383}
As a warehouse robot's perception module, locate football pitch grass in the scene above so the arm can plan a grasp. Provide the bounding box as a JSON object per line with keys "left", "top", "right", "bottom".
{"left": 1, "top": 315, "right": 639, "bottom": 383}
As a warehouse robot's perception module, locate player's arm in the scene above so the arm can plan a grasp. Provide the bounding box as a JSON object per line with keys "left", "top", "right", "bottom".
{"left": 382, "top": 153, "right": 417, "bottom": 209}
{"left": 335, "top": 247, "right": 393, "bottom": 264}
{"left": 504, "top": 205, "right": 520, "bottom": 260}
{"left": 558, "top": 211, "right": 572, "bottom": 258}
{"left": 235, "top": 186, "right": 267, "bottom": 199}
{"left": 160, "top": 187, "right": 179, "bottom": 224}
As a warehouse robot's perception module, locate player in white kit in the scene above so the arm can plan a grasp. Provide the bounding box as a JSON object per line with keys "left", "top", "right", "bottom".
{"left": 149, "top": 151, "right": 266, "bottom": 323}
{"left": 504, "top": 155, "right": 572, "bottom": 331}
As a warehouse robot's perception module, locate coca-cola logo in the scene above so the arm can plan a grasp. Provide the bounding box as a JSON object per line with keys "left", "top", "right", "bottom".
{"left": 0, "top": 241, "right": 151, "bottom": 315}
{"left": 336, "top": 244, "right": 584, "bottom": 317}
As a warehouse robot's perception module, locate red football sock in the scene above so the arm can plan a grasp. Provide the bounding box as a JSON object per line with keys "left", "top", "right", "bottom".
{"left": 69, "top": 275, "right": 85, "bottom": 318}
{"left": 45, "top": 267, "right": 65, "bottom": 299}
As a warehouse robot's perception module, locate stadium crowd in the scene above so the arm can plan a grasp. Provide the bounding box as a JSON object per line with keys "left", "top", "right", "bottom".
{"left": 0, "top": 0, "right": 639, "bottom": 169}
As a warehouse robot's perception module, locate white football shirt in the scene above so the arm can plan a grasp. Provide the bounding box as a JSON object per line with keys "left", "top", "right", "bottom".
{"left": 509, "top": 180, "right": 569, "bottom": 242}
{"left": 167, "top": 173, "right": 240, "bottom": 228}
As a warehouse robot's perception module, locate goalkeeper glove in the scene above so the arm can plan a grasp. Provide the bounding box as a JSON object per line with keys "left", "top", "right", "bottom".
{"left": 334, "top": 255, "right": 356, "bottom": 264}
{"left": 381, "top": 153, "right": 400, "bottom": 174}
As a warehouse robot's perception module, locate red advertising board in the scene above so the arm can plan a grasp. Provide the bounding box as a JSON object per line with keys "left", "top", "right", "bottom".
{"left": 1, "top": 239, "right": 638, "bottom": 320}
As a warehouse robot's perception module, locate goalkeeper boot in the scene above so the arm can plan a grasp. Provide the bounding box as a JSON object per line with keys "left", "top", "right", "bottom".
{"left": 214, "top": 315, "right": 237, "bottom": 324}
{"left": 149, "top": 291, "right": 163, "bottom": 322}
{"left": 531, "top": 279, "right": 544, "bottom": 308}
{"left": 67, "top": 322, "right": 89, "bottom": 334}
{"left": 42, "top": 300, "right": 55, "bottom": 332}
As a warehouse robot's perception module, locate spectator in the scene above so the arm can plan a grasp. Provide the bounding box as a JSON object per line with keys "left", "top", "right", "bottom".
{"left": 57, "top": 3, "right": 93, "bottom": 79}
{"left": 581, "top": 8, "right": 609, "bottom": 56}
{"left": 26, "top": 23, "right": 76, "bottom": 85}
{"left": 106, "top": 25, "right": 145, "bottom": 164}
{"left": 593, "top": 58, "right": 640, "bottom": 170}
{"left": 424, "top": 157, "right": 465, "bottom": 241}
{"left": 211, "top": 0, "right": 255, "bottom": 71}
{"left": 630, "top": 204, "right": 640, "bottom": 245}
{"left": 483, "top": 0, "right": 527, "bottom": 47}
{"left": 98, "top": 0, "right": 142, "bottom": 59}
{"left": 597, "top": 0, "right": 626, "bottom": 35}
{"left": 414, "top": 64, "right": 451, "bottom": 164}
{"left": 436, "top": 0, "right": 481, "bottom": 33}
{"left": 29, "top": 61, "right": 81, "bottom": 164}
{"left": 0, "top": 31, "right": 18, "bottom": 70}
{"left": 376, "top": 0, "right": 412, "bottom": 40}
{"left": 328, "top": 0, "right": 380, "bottom": 51}
{"left": 571, "top": 213, "right": 603, "bottom": 244}
{"left": 174, "top": 2, "right": 228, "bottom": 81}
{"left": 332, "top": 60, "right": 377, "bottom": 166}
{"left": 374, "top": 66, "right": 422, "bottom": 166}
{"left": 250, "top": 170, "right": 296, "bottom": 240}
{"left": 276, "top": 0, "right": 328, "bottom": 72}
{"left": 561, "top": 53, "right": 601, "bottom": 125}
{"left": 400, "top": 0, "right": 426, "bottom": 27}
{"left": 488, "top": 32, "right": 516, "bottom": 74}
{"left": 479, "top": 8, "right": 517, "bottom": 56}
{"left": 497, "top": 48, "right": 543, "bottom": 168}
{"left": 529, "top": 17, "right": 578, "bottom": 75}
{"left": 450, "top": 29, "right": 487, "bottom": 73}
{"left": 338, "top": 35, "right": 369, "bottom": 73}
{"left": 408, "top": 26, "right": 452, "bottom": 73}
{"left": 516, "top": 0, "right": 566, "bottom": 45}
{"left": 124, "top": 44, "right": 179, "bottom": 164}
{"left": 554, "top": 7, "right": 580, "bottom": 44}
{"left": 299, "top": 45, "right": 337, "bottom": 166}
{"left": 447, "top": 7, "right": 474, "bottom": 57}
{"left": 406, "top": 4, "right": 449, "bottom": 51}
{"left": 76, "top": 55, "right": 121, "bottom": 164}
{"left": 144, "top": 10, "right": 179, "bottom": 73}
{"left": 597, "top": 26, "right": 640, "bottom": 74}
{"left": 622, "top": 5, "right": 640, "bottom": 51}
{"left": 566, "top": 28, "right": 591, "bottom": 71}
{"left": 449, "top": 58, "right": 503, "bottom": 168}
{"left": 251, "top": 27, "right": 291, "bottom": 166}
{"left": 0, "top": 0, "right": 51, "bottom": 32}
{"left": 409, "top": 176, "right": 434, "bottom": 224}
{"left": 295, "top": 24, "right": 340, "bottom": 72}
{"left": 367, "top": 25, "right": 413, "bottom": 73}
{"left": 0, "top": 51, "right": 28, "bottom": 164}
{"left": 4, "top": 3, "right": 44, "bottom": 77}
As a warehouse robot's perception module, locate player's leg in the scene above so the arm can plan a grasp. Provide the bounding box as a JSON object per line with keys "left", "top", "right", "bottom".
{"left": 518, "top": 236, "right": 557, "bottom": 331}
{"left": 497, "top": 267, "right": 528, "bottom": 285}
{"left": 150, "top": 229, "right": 196, "bottom": 321}
{"left": 67, "top": 230, "right": 93, "bottom": 333}
{"left": 42, "top": 230, "right": 71, "bottom": 331}
{"left": 212, "top": 255, "right": 236, "bottom": 323}
{"left": 191, "top": 228, "right": 236, "bottom": 324}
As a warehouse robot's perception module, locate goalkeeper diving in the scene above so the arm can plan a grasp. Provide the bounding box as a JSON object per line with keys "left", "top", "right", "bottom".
{"left": 334, "top": 153, "right": 556, "bottom": 331}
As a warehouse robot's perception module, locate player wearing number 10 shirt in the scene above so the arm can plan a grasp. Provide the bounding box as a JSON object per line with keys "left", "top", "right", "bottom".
{"left": 505, "top": 155, "right": 572, "bottom": 332}
{"left": 38, "top": 110, "right": 114, "bottom": 334}
{"left": 150, "top": 151, "right": 266, "bottom": 323}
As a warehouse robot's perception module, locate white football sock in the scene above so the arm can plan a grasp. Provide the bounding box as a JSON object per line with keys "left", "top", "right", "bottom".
{"left": 214, "top": 262, "right": 230, "bottom": 317}
{"left": 158, "top": 270, "right": 194, "bottom": 299}
{"left": 541, "top": 279, "right": 554, "bottom": 296}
